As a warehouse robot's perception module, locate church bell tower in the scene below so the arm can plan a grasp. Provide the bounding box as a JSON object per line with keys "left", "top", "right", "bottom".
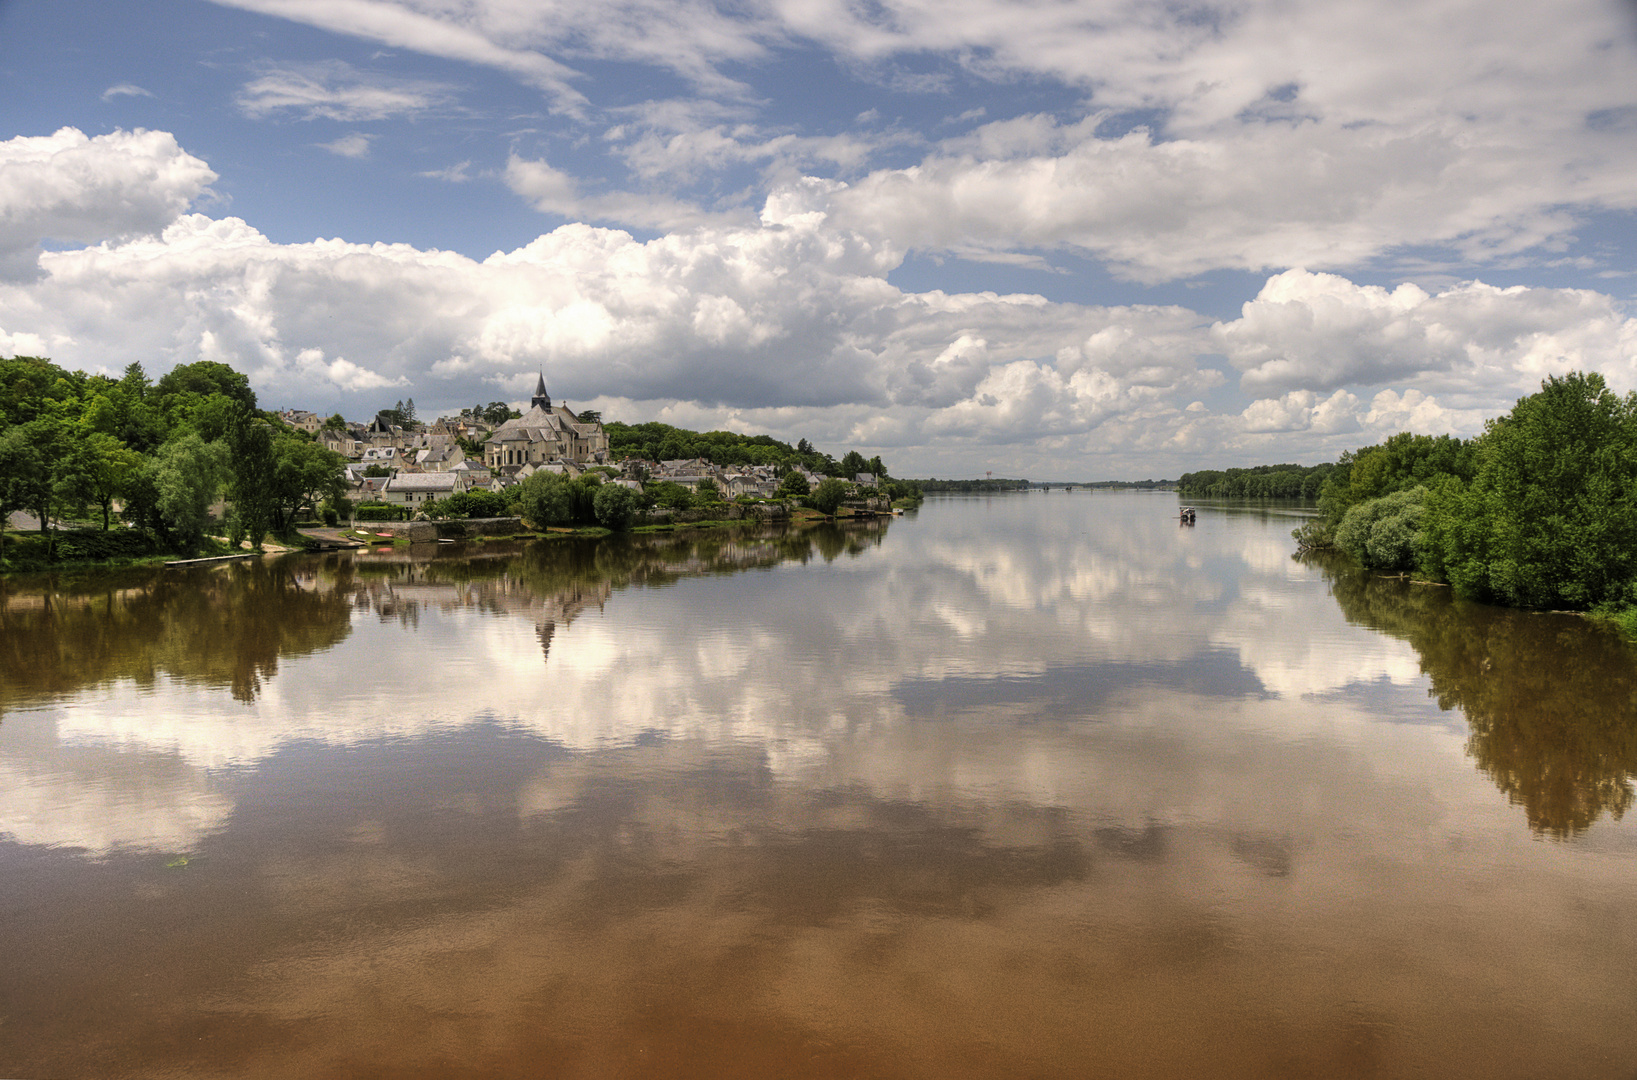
{"left": 531, "top": 372, "right": 551, "bottom": 411}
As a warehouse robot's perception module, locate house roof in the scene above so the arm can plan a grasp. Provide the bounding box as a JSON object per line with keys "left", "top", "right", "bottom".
{"left": 385, "top": 474, "right": 460, "bottom": 493}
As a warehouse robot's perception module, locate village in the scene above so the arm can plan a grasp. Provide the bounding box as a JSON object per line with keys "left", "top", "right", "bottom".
{"left": 280, "top": 375, "right": 885, "bottom": 515}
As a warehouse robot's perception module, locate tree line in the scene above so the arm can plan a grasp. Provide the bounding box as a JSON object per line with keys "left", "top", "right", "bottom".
{"left": 1176, "top": 463, "right": 1336, "bottom": 499}
{"left": 1273, "top": 372, "right": 1637, "bottom": 622}
{"left": 0, "top": 356, "right": 345, "bottom": 563}
{"left": 911, "top": 478, "right": 1031, "bottom": 492}
{"left": 606, "top": 421, "right": 886, "bottom": 476}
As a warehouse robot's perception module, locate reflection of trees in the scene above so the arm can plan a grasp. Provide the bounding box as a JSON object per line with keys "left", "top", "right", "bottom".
{"left": 347, "top": 522, "right": 889, "bottom": 659}
{"left": 1318, "top": 555, "right": 1637, "bottom": 836}
{"left": 0, "top": 520, "right": 891, "bottom": 711}
{"left": 0, "top": 560, "right": 356, "bottom": 708}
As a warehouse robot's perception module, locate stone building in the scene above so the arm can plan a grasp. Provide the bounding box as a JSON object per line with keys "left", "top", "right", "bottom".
{"left": 484, "top": 375, "right": 609, "bottom": 471}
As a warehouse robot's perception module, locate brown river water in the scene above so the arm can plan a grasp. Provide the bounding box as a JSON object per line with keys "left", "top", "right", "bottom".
{"left": 2, "top": 492, "right": 1635, "bottom": 1079}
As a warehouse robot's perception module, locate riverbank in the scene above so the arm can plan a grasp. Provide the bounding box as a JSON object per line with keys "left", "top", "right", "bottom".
{"left": 0, "top": 526, "right": 309, "bottom": 575}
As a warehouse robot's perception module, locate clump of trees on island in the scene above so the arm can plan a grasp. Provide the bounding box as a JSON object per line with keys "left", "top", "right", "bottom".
{"left": 0, "top": 356, "right": 345, "bottom": 567}
{"left": 1192, "top": 372, "right": 1637, "bottom": 632}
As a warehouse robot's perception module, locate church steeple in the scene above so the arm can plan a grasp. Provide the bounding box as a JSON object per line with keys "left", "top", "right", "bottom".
{"left": 531, "top": 372, "right": 551, "bottom": 411}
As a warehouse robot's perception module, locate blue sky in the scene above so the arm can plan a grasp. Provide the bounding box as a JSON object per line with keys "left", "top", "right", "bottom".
{"left": 3, "top": 0, "right": 1637, "bottom": 477}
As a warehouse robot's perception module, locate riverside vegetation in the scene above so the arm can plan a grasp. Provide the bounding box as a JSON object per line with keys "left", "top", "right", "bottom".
{"left": 0, "top": 355, "right": 921, "bottom": 570}
{"left": 1183, "top": 372, "right": 1637, "bottom": 634}
{"left": 0, "top": 356, "right": 347, "bottom": 570}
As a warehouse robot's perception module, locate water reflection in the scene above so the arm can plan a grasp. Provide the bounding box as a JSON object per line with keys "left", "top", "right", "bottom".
{"left": 1320, "top": 555, "right": 1637, "bottom": 836}
{"left": 0, "top": 521, "right": 891, "bottom": 711}
{"left": 4, "top": 498, "right": 1637, "bottom": 1078}
{"left": 0, "top": 560, "right": 355, "bottom": 708}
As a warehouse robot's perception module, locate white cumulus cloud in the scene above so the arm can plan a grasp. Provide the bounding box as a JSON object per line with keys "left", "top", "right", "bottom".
{"left": 0, "top": 128, "right": 216, "bottom": 281}
{"left": 1214, "top": 269, "right": 1637, "bottom": 399}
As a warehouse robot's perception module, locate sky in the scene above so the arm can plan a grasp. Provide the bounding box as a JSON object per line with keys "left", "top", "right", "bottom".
{"left": 2, "top": 0, "right": 1637, "bottom": 478}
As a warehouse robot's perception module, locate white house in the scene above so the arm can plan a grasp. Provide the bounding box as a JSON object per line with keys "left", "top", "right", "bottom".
{"left": 382, "top": 473, "right": 462, "bottom": 507}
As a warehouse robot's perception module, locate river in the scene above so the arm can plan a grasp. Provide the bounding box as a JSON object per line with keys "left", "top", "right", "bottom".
{"left": 2, "top": 492, "right": 1635, "bottom": 1078}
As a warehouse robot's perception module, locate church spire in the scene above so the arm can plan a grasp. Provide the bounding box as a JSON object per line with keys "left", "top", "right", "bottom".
{"left": 531, "top": 372, "right": 551, "bottom": 411}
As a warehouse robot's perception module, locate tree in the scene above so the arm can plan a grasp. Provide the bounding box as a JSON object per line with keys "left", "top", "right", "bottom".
{"left": 229, "top": 417, "right": 278, "bottom": 548}
{"left": 516, "top": 471, "right": 576, "bottom": 527}
{"left": 0, "top": 425, "right": 43, "bottom": 560}
{"left": 1422, "top": 372, "right": 1637, "bottom": 609}
{"left": 483, "top": 402, "right": 518, "bottom": 426}
{"left": 593, "top": 483, "right": 639, "bottom": 530}
{"left": 364, "top": 463, "right": 392, "bottom": 478}
{"left": 776, "top": 471, "right": 810, "bottom": 498}
{"left": 576, "top": 409, "right": 602, "bottom": 425}
{"left": 154, "top": 360, "right": 257, "bottom": 414}
{"left": 840, "top": 450, "right": 868, "bottom": 477}
{"left": 694, "top": 477, "right": 723, "bottom": 502}
{"left": 323, "top": 413, "right": 348, "bottom": 432}
{"left": 812, "top": 477, "right": 849, "bottom": 515}
{"left": 146, "top": 432, "right": 228, "bottom": 554}
{"left": 1335, "top": 487, "right": 1428, "bottom": 572}
{"left": 647, "top": 481, "right": 693, "bottom": 509}
{"left": 267, "top": 431, "right": 345, "bottom": 531}
{"left": 62, "top": 432, "right": 142, "bottom": 531}
{"left": 10, "top": 416, "right": 67, "bottom": 536}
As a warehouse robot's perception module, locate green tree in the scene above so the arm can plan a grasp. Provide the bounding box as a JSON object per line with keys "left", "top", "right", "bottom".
{"left": 146, "top": 432, "right": 228, "bottom": 554}
{"left": 593, "top": 483, "right": 639, "bottom": 530}
{"left": 776, "top": 471, "right": 810, "bottom": 498}
{"left": 154, "top": 360, "right": 257, "bottom": 414}
{"left": 516, "top": 471, "right": 576, "bottom": 527}
{"left": 1421, "top": 372, "right": 1637, "bottom": 609}
{"left": 229, "top": 417, "right": 278, "bottom": 548}
{"left": 648, "top": 481, "right": 693, "bottom": 510}
{"left": 1334, "top": 487, "right": 1428, "bottom": 572}
{"left": 482, "top": 402, "right": 518, "bottom": 426}
{"left": 10, "top": 416, "right": 68, "bottom": 537}
{"left": 576, "top": 409, "right": 602, "bottom": 425}
{"left": 0, "top": 425, "right": 43, "bottom": 560}
{"left": 62, "top": 432, "right": 143, "bottom": 531}
{"left": 268, "top": 433, "right": 345, "bottom": 530}
{"left": 812, "top": 477, "right": 849, "bottom": 515}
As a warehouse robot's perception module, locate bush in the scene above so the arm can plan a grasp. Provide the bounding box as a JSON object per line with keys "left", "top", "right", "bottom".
{"left": 421, "top": 490, "right": 515, "bottom": 520}
{"left": 354, "top": 503, "right": 407, "bottom": 522}
{"left": 1335, "top": 487, "right": 1428, "bottom": 571}
{"left": 50, "top": 529, "right": 162, "bottom": 562}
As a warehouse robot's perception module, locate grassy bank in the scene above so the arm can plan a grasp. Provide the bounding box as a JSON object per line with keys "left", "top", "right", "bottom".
{"left": 0, "top": 529, "right": 177, "bottom": 573}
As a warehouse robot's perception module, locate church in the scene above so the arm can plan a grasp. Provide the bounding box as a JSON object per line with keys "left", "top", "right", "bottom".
{"left": 483, "top": 374, "right": 610, "bottom": 473}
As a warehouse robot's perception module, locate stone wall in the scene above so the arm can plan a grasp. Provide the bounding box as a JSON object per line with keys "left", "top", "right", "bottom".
{"left": 639, "top": 502, "right": 792, "bottom": 526}
{"left": 363, "top": 517, "right": 526, "bottom": 542}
